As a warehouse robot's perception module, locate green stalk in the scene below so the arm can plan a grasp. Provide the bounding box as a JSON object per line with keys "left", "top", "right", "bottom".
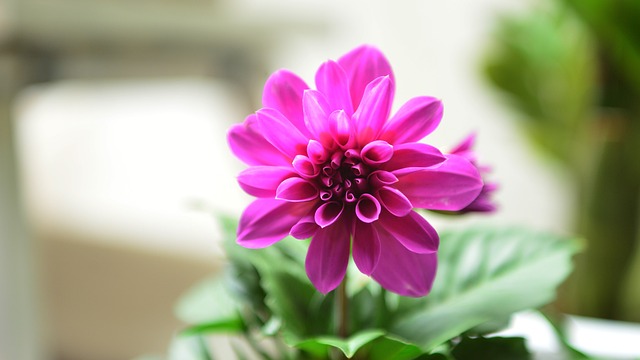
{"left": 337, "top": 277, "right": 349, "bottom": 339}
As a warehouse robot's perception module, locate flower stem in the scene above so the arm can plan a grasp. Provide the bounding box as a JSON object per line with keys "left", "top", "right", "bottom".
{"left": 337, "top": 276, "right": 348, "bottom": 339}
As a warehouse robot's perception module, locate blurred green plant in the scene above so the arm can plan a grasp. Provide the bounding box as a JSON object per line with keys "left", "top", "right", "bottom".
{"left": 151, "top": 215, "right": 581, "bottom": 360}
{"left": 483, "top": 1, "right": 640, "bottom": 321}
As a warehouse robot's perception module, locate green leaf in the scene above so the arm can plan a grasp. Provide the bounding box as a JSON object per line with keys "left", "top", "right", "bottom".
{"left": 294, "top": 330, "right": 385, "bottom": 358}
{"left": 451, "top": 336, "right": 531, "bottom": 360}
{"left": 174, "top": 275, "right": 244, "bottom": 334}
{"left": 392, "top": 227, "right": 582, "bottom": 351}
{"left": 360, "top": 334, "right": 426, "bottom": 360}
{"left": 261, "top": 266, "right": 334, "bottom": 339}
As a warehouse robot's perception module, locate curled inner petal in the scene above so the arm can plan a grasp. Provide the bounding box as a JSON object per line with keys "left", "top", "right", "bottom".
{"left": 361, "top": 140, "right": 394, "bottom": 165}
{"left": 328, "top": 110, "right": 355, "bottom": 149}
{"left": 314, "top": 201, "right": 344, "bottom": 228}
{"left": 276, "top": 177, "right": 319, "bottom": 202}
{"left": 355, "top": 193, "right": 381, "bottom": 223}
{"left": 368, "top": 170, "right": 398, "bottom": 189}
{"left": 292, "top": 155, "right": 319, "bottom": 179}
{"left": 307, "top": 140, "right": 328, "bottom": 164}
{"left": 376, "top": 186, "right": 413, "bottom": 217}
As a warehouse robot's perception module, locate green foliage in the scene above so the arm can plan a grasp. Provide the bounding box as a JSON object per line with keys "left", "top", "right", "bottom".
{"left": 164, "top": 215, "right": 580, "bottom": 359}
{"left": 450, "top": 337, "right": 531, "bottom": 360}
{"left": 483, "top": 5, "right": 597, "bottom": 166}
{"left": 391, "top": 227, "right": 582, "bottom": 351}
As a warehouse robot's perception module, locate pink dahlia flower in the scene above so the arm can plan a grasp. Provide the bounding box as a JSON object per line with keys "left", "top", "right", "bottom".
{"left": 227, "top": 45, "right": 484, "bottom": 297}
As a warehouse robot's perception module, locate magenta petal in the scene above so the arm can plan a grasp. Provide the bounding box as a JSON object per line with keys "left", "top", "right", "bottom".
{"left": 237, "top": 166, "right": 296, "bottom": 197}
{"left": 227, "top": 114, "right": 291, "bottom": 166}
{"left": 368, "top": 170, "right": 398, "bottom": 189}
{"left": 371, "top": 226, "right": 437, "bottom": 297}
{"left": 290, "top": 214, "right": 320, "bottom": 239}
{"left": 238, "top": 198, "right": 312, "bottom": 248}
{"left": 328, "top": 110, "right": 355, "bottom": 149}
{"left": 355, "top": 193, "right": 381, "bottom": 223}
{"left": 337, "top": 45, "right": 395, "bottom": 110}
{"left": 314, "top": 201, "right": 344, "bottom": 228}
{"left": 303, "top": 90, "right": 332, "bottom": 143}
{"left": 352, "top": 220, "right": 381, "bottom": 275}
{"left": 376, "top": 186, "right": 413, "bottom": 217}
{"left": 306, "top": 221, "right": 351, "bottom": 294}
{"left": 361, "top": 140, "right": 394, "bottom": 166}
{"left": 382, "top": 143, "right": 446, "bottom": 172}
{"left": 292, "top": 155, "right": 319, "bottom": 179}
{"left": 256, "top": 108, "right": 309, "bottom": 159}
{"left": 380, "top": 96, "right": 443, "bottom": 144}
{"left": 262, "top": 69, "right": 311, "bottom": 137}
{"left": 315, "top": 60, "right": 353, "bottom": 115}
{"left": 307, "top": 140, "right": 329, "bottom": 164}
{"left": 276, "top": 177, "right": 319, "bottom": 202}
{"left": 449, "top": 132, "right": 477, "bottom": 163}
{"left": 353, "top": 76, "right": 393, "bottom": 144}
{"left": 379, "top": 211, "right": 438, "bottom": 254}
{"left": 460, "top": 182, "right": 498, "bottom": 213}
{"left": 394, "top": 154, "right": 483, "bottom": 211}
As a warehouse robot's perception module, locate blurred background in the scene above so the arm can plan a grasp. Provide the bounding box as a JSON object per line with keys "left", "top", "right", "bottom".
{"left": 1, "top": 0, "right": 639, "bottom": 359}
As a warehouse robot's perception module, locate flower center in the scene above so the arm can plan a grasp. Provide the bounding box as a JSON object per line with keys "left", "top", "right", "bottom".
{"left": 318, "top": 149, "right": 371, "bottom": 204}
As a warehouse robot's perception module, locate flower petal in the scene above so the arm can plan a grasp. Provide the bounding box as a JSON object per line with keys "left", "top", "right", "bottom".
{"left": 355, "top": 193, "right": 381, "bottom": 223}
{"left": 376, "top": 186, "right": 413, "bottom": 217}
{"left": 315, "top": 60, "right": 353, "bottom": 115}
{"left": 306, "top": 221, "right": 351, "bottom": 294}
{"left": 290, "top": 213, "right": 320, "bottom": 239}
{"left": 382, "top": 143, "right": 446, "bottom": 172}
{"left": 292, "top": 155, "right": 319, "bottom": 179}
{"left": 303, "top": 90, "right": 333, "bottom": 145}
{"left": 449, "top": 132, "right": 477, "bottom": 161}
{"left": 378, "top": 211, "right": 438, "bottom": 254}
{"left": 361, "top": 140, "right": 394, "bottom": 166}
{"left": 328, "top": 110, "right": 355, "bottom": 149}
{"left": 371, "top": 225, "right": 437, "bottom": 297}
{"left": 237, "top": 166, "right": 296, "bottom": 197}
{"left": 314, "top": 201, "right": 344, "bottom": 228}
{"left": 352, "top": 220, "right": 381, "bottom": 275}
{"left": 337, "top": 45, "right": 395, "bottom": 110}
{"left": 256, "top": 108, "right": 309, "bottom": 159}
{"left": 459, "top": 182, "right": 498, "bottom": 213}
{"left": 262, "top": 69, "right": 311, "bottom": 137}
{"left": 276, "top": 177, "right": 319, "bottom": 202}
{"left": 394, "top": 154, "right": 483, "bottom": 211}
{"left": 238, "top": 198, "right": 312, "bottom": 248}
{"left": 227, "top": 114, "right": 290, "bottom": 166}
{"left": 307, "top": 140, "right": 329, "bottom": 164}
{"left": 380, "top": 97, "right": 443, "bottom": 144}
{"left": 353, "top": 76, "right": 393, "bottom": 144}
{"left": 368, "top": 170, "right": 398, "bottom": 189}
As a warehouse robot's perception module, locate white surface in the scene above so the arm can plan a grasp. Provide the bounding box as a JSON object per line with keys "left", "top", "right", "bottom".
{"left": 16, "top": 78, "right": 250, "bottom": 260}
{"left": 499, "top": 311, "right": 640, "bottom": 360}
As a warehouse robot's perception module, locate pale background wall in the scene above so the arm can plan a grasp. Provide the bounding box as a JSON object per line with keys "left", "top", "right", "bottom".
{"left": 9, "top": 0, "right": 574, "bottom": 359}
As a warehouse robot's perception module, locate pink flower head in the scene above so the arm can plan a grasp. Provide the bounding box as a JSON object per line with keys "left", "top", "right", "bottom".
{"left": 228, "top": 45, "right": 484, "bottom": 297}
{"left": 449, "top": 133, "right": 498, "bottom": 213}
